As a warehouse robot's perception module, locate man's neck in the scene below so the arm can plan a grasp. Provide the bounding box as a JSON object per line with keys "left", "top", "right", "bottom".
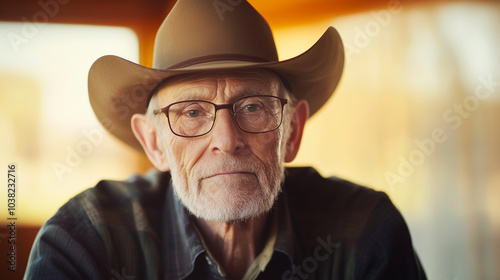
{"left": 193, "top": 214, "right": 271, "bottom": 280}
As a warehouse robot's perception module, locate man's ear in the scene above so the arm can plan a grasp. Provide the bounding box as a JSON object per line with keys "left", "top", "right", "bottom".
{"left": 285, "top": 100, "right": 309, "bottom": 163}
{"left": 131, "top": 114, "right": 170, "bottom": 171}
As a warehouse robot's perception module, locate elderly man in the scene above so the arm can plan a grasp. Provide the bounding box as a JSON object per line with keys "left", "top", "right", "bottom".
{"left": 25, "top": 0, "right": 426, "bottom": 279}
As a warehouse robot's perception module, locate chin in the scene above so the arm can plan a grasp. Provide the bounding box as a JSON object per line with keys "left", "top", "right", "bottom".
{"left": 171, "top": 165, "right": 284, "bottom": 222}
{"left": 179, "top": 187, "right": 277, "bottom": 223}
{"left": 193, "top": 204, "right": 272, "bottom": 223}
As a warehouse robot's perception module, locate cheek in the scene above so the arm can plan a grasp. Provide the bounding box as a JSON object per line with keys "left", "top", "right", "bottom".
{"left": 254, "top": 130, "right": 280, "bottom": 147}
{"left": 166, "top": 137, "right": 210, "bottom": 175}
{"left": 248, "top": 131, "right": 283, "bottom": 161}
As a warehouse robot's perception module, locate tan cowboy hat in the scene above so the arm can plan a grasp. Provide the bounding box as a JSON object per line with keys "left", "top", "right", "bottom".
{"left": 88, "top": 0, "right": 344, "bottom": 152}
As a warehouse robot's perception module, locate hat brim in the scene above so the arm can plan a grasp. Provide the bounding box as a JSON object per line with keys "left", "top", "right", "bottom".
{"left": 88, "top": 27, "right": 344, "bottom": 153}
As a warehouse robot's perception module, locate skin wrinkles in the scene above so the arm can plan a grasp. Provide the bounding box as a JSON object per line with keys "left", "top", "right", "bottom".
{"left": 155, "top": 71, "right": 281, "bottom": 104}
{"left": 133, "top": 68, "right": 308, "bottom": 279}
{"left": 154, "top": 70, "right": 287, "bottom": 222}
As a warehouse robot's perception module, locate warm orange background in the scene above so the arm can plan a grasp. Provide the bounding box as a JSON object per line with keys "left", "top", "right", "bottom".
{"left": 1, "top": 0, "right": 499, "bottom": 279}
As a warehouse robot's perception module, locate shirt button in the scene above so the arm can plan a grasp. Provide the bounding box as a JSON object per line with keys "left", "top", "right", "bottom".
{"left": 205, "top": 255, "right": 213, "bottom": 265}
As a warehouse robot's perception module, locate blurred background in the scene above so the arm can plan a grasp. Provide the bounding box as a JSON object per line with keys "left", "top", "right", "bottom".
{"left": 0, "top": 0, "right": 499, "bottom": 279}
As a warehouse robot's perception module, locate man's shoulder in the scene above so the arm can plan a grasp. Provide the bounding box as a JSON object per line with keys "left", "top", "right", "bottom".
{"left": 48, "top": 169, "right": 171, "bottom": 230}
{"left": 283, "top": 167, "right": 396, "bottom": 238}
{"left": 77, "top": 169, "right": 170, "bottom": 206}
{"left": 284, "top": 166, "right": 390, "bottom": 209}
{"left": 282, "top": 169, "right": 425, "bottom": 278}
{"left": 28, "top": 170, "right": 172, "bottom": 279}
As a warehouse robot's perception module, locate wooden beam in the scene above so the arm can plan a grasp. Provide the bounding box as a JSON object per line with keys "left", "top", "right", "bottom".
{"left": 0, "top": 0, "right": 171, "bottom": 26}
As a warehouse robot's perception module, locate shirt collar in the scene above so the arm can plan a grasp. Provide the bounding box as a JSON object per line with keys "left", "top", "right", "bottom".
{"left": 159, "top": 172, "right": 299, "bottom": 279}
{"left": 273, "top": 186, "right": 299, "bottom": 266}
{"left": 161, "top": 183, "right": 205, "bottom": 280}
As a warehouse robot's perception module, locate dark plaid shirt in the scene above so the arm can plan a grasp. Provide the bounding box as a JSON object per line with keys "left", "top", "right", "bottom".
{"left": 25, "top": 167, "right": 426, "bottom": 280}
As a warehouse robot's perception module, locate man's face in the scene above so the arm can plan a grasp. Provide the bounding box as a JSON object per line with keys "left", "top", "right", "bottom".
{"left": 153, "top": 70, "right": 291, "bottom": 222}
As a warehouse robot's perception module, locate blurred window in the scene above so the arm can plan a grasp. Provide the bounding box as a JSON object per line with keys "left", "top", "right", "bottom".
{"left": 0, "top": 23, "right": 141, "bottom": 225}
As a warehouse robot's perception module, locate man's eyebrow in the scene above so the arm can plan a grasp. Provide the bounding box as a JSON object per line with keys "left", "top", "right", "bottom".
{"left": 180, "top": 91, "right": 209, "bottom": 100}
{"left": 166, "top": 87, "right": 216, "bottom": 102}
{"left": 230, "top": 87, "right": 274, "bottom": 100}
{"left": 163, "top": 83, "right": 275, "bottom": 104}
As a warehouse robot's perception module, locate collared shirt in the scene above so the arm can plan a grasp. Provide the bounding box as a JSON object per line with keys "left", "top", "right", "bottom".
{"left": 24, "top": 167, "right": 427, "bottom": 280}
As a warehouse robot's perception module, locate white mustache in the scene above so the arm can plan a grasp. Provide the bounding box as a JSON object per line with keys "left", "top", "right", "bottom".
{"left": 197, "top": 156, "right": 262, "bottom": 180}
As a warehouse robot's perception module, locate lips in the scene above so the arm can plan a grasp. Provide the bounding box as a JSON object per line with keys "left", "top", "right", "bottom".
{"left": 205, "top": 171, "right": 254, "bottom": 179}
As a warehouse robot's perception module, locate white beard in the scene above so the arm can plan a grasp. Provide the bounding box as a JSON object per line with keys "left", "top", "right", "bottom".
{"left": 169, "top": 153, "right": 285, "bottom": 222}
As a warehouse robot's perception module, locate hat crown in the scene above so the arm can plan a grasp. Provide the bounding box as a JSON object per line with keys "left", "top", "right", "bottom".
{"left": 153, "top": 0, "right": 279, "bottom": 69}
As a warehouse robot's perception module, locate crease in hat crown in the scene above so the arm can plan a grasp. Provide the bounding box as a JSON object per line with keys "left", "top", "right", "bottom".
{"left": 153, "top": 0, "right": 279, "bottom": 70}
{"left": 88, "top": 0, "right": 345, "bottom": 153}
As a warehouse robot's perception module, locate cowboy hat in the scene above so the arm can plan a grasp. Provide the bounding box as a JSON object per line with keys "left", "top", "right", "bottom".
{"left": 88, "top": 0, "right": 345, "bottom": 152}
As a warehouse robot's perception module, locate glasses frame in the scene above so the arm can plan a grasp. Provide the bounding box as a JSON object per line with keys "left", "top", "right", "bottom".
{"left": 153, "top": 95, "right": 288, "bottom": 138}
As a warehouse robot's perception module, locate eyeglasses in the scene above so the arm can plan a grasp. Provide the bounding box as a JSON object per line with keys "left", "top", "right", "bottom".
{"left": 153, "top": 95, "right": 288, "bottom": 137}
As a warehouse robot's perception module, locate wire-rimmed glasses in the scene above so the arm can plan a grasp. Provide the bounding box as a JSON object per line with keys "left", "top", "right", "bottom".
{"left": 153, "top": 95, "right": 288, "bottom": 137}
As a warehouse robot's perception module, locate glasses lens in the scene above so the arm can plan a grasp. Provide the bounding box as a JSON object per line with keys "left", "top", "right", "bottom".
{"left": 234, "top": 96, "right": 283, "bottom": 133}
{"left": 168, "top": 101, "right": 215, "bottom": 136}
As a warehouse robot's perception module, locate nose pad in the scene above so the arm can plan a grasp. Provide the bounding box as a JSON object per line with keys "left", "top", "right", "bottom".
{"left": 210, "top": 108, "right": 244, "bottom": 153}
{"left": 213, "top": 108, "right": 239, "bottom": 134}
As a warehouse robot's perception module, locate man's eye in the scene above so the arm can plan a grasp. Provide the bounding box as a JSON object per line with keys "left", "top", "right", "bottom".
{"left": 186, "top": 110, "right": 201, "bottom": 118}
{"left": 178, "top": 102, "right": 207, "bottom": 118}
{"left": 244, "top": 104, "right": 261, "bottom": 112}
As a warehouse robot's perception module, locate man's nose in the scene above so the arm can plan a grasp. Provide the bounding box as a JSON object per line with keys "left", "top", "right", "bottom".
{"left": 209, "top": 108, "right": 245, "bottom": 154}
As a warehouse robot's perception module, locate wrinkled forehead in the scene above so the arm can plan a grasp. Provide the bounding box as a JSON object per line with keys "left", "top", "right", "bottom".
{"left": 153, "top": 69, "right": 286, "bottom": 104}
